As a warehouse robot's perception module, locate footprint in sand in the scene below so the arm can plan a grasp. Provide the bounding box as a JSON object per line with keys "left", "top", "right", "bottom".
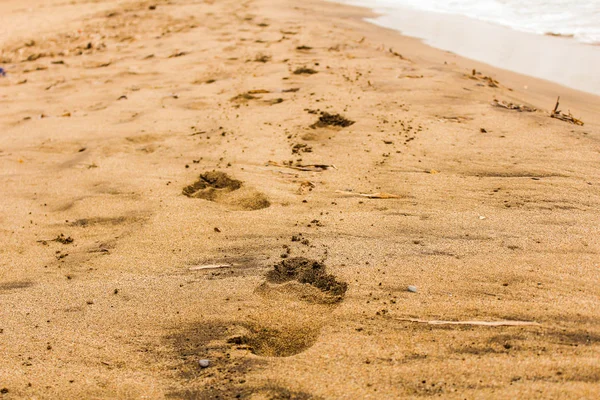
{"left": 165, "top": 258, "right": 348, "bottom": 397}
{"left": 182, "top": 171, "right": 270, "bottom": 211}
{"left": 230, "top": 257, "right": 348, "bottom": 357}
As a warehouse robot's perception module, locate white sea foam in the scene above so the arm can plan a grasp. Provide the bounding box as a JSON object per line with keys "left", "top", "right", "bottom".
{"left": 341, "top": 0, "right": 600, "bottom": 45}
{"left": 333, "top": 0, "right": 600, "bottom": 94}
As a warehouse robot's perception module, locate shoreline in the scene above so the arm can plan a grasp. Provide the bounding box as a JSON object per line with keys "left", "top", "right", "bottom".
{"left": 313, "top": 0, "right": 600, "bottom": 127}
{"left": 331, "top": 0, "right": 600, "bottom": 97}
{"left": 1, "top": 0, "right": 599, "bottom": 398}
{"left": 318, "top": 0, "right": 600, "bottom": 122}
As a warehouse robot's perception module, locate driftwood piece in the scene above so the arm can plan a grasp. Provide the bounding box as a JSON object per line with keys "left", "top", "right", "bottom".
{"left": 469, "top": 69, "right": 500, "bottom": 88}
{"left": 189, "top": 264, "right": 232, "bottom": 271}
{"left": 550, "top": 96, "right": 584, "bottom": 125}
{"left": 398, "top": 318, "right": 540, "bottom": 327}
{"left": 389, "top": 48, "right": 410, "bottom": 62}
{"left": 335, "top": 190, "right": 402, "bottom": 199}
{"left": 492, "top": 99, "right": 536, "bottom": 112}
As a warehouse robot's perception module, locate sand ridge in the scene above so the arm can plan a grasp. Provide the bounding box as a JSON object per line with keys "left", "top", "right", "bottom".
{"left": 1, "top": 0, "right": 599, "bottom": 398}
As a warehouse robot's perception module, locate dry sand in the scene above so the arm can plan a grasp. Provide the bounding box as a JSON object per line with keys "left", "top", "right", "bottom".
{"left": 1, "top": 0, "right": 599, "bottom": 399}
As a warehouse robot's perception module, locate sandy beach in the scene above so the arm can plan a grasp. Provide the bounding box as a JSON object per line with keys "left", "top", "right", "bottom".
{"left": 1, "top": 0, "right": 599, "bottom": 399}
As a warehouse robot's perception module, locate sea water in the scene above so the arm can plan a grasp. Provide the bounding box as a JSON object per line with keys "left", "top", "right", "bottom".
{"left": 333, "top": 0, "right": 600, "bottom": 95}
{"left": 346, "top": 0, "right": 600, "bottom": 45}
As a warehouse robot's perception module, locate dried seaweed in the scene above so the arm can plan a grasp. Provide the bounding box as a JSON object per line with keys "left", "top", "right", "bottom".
{"left": 492, "top": 99, "right": 536, "bottom": 112}
{"left": 267, "top": 161, "right": 335, "bottom": 172}
{"left": 470, "top": 69, "right": 500, "bottom": 88}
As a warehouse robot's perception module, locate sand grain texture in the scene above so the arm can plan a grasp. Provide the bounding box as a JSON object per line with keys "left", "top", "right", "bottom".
{"left": 1, "top": 0, "right": 599, "bottom": 399}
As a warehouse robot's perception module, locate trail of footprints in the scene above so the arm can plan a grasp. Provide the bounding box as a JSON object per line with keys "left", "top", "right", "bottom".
{"left": 169, "top": 9, "right": 357, "bottom": 394}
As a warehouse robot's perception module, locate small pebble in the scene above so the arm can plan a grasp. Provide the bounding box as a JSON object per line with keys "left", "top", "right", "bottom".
{"left": 199, "top": 359, "right": 210, "bottom": 368}
{"left": 407, "top": 285, "right": 418, "bottom": 293}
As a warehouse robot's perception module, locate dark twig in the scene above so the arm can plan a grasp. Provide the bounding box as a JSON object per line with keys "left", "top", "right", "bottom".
{"left": 550, "top": 96, "right": 584, "bottom": 125}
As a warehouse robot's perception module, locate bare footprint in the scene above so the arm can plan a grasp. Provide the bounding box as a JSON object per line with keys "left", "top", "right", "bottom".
{"left": 182, "top": 171, "right": 270, "bottom": 211}
{"left": 163, "top": 258, "right": 346, "bottom": 396}
{"left": 234, "top": 258, "right": 348, "bottom": 357}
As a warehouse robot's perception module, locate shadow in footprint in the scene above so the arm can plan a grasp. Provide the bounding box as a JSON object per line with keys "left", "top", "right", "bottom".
{"left": 183, "top": 171, "right": 270, "bottom": 211}
{"left": 165, "top": 320, "right": 322, "bottom": 398}
{"left": 167, "top": 321, "right": 261, "bottom": 380}
{"left": 228, "top": 320, "right": 320, "bottom": 357}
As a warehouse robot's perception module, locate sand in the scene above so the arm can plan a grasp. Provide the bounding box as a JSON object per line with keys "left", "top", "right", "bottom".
{"left": 1, "top": 0, "right": 599, "bottom": 399}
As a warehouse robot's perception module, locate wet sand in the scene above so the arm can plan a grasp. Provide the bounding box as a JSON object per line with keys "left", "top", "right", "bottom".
{"left": 333, "top": 0, "right": 600, "bottom": 96}
{"left": 1, "top": 0, "right": 599, "bottom": 399}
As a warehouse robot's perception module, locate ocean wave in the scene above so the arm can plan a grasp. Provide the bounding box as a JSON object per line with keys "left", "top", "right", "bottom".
{"left": 340, "top": 0, "right": 600, "bottom": 45}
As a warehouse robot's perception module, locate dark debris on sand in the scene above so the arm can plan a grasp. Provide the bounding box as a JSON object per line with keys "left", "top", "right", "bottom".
{"left": 266, "top": 257, "right": 348, "bottom": 298}
{"left": 310, "top": 112, "right": 355, "bottom": 129}
{"left": 182, "top": 171, "right": 242, "bottom": 199}
{"left": 55, "top": 233, "right": 74, "bottom": 244}
{"left": 293, "top": 67, "right": 318, "bottom": 75}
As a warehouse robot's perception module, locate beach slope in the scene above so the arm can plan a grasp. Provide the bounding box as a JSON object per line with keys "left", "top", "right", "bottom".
{"left": 1, "top": 0, "right": 599, "bottom": 398}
